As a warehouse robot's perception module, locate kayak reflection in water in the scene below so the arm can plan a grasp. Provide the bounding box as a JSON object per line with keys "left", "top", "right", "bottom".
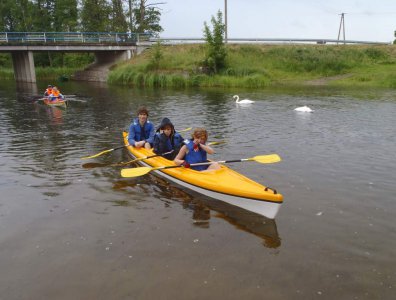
{"left": 174, "top": 128, "right": 221, "bottom": 171}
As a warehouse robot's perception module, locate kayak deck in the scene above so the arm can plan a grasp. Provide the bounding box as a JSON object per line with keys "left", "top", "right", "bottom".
{"left": 122, "top": 132, "right": 283, "bottom": 218}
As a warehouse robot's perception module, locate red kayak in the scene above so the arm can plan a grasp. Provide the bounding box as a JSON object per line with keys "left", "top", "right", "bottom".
{"left": 43, "top": 97, "right": 67, "bottom": 107}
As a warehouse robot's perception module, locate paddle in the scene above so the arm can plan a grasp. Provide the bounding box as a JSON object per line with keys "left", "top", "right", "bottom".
{"left": 81, "top": 127, "right": 192, "bottom": 159}
{"left": 207, "top": 140, "right": 226, "bottom": 146}
{"left": 81, "top": 144, "right": 128, "bottom": 159}
{"left": 82, "top": 141, "right": 225, "bottom": 168}
{"left": 82, "top": 150, "right": 174, "bottom": 169}
{"left": 120, "top": 154, "right": 281, "bottom": 178}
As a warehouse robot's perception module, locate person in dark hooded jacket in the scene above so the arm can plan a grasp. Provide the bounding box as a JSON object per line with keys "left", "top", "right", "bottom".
{"left": 153, "top": 118, "right": 184, "bottom": 160}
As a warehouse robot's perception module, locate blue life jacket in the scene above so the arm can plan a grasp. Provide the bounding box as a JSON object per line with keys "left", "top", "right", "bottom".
{"left": 128, "top": 118, "right": 154, "bottom": 146}
{"left": 185, "top": 140, "right": 208, "bottom": 171}
{"left": 153, "top": 132, "right": 184, "bottom": 159}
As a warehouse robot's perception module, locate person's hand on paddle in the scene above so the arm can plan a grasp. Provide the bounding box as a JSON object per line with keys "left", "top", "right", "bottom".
{"left": 181, "top": 161, "right": 190, "bottom": 168}
{"left": 135, "top": 140, "right": 146, "bottom": 148}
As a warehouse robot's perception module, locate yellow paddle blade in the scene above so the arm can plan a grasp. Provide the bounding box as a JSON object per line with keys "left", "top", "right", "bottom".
{"left": 208, "top": 140, "right": 226, "bottom": 146}
{"left": 121, "top": 167, "right": 153, "bottom": 178}
{"left": 250, "top": 154, "right": 281, "bottom": 164}
{"left": 81, "top": 149, "right": 112, "bottom": 159}
{"left": 180, "top": 127, "right": 192, "bottom": 132}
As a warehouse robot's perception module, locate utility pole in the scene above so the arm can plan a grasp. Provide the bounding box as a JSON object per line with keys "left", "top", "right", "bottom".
{"left": 337, "top": 13, "right": 346, "bottom": 45}
{"left": 224, "top": 0, "right": 228, "bottom": 43}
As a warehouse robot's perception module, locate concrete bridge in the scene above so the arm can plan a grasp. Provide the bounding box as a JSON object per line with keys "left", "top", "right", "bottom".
{"left": 0, "top": 32, "right": 151, "bottom": 82}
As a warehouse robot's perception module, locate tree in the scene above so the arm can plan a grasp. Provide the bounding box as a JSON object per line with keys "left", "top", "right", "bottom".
{"left": 80, "top": 0, "right": 111, "bottom": 32}
{"left": 0, "top": 0, "right": 19, "bottom": 31}
{"left": 1, "top": 0, "right": 164, "bottom": 34}
{"left": 1, "top": 0, "right": 36, "bottom": 31}
{"left": 203, "top": 10, "right": 227, "bottom": 74}
{"left": 133, "top": 0, "right": 163, "bottom": 35}
{"left": 127, "top": 0, "right": 138, "bottom": 32}
{"left": 147, "top": 41, "right": 163, "bottom": 70}
{"left": 111, "top": 0, "right": 128, "bottom": 32}
{"left": 53, "top": 0, "right": 78, "bottom": 32}
{"left": 31, "top": 0, "right": 54, "bottom": 32}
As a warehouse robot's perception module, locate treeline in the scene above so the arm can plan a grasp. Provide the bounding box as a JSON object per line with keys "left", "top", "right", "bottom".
{"left": 0, "top": 0, "right": 162, "bottom": 34}
{"left": 0, "top": 0, "right": 163, "bottom": 68}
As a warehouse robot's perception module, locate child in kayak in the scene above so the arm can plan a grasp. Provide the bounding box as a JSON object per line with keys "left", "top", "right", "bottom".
{"left": 49, "top": 86, "right": 64, "bottom": 102}
{"left": 128, "top": 106, "right": 155, "bottom": 149}
{"left": 174, "top": 128, "right": 220, "bottom": 171}
{"left": 44, "top": 85, "right": 53, "bottom": 96}
{"left": 153, "top": 118, "right": 184, "bottom": 160}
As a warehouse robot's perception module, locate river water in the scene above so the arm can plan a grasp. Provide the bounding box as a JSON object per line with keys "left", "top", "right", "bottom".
{"left": 0, "top": 80, "right": 395, "bottom": 300}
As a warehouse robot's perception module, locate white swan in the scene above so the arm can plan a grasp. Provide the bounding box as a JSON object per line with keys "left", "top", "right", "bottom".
{"left": 294, "top": 105, "right": 313, "bottom": 112}
{"left": 233, "top": 95, "right": 254, "bottom": 104}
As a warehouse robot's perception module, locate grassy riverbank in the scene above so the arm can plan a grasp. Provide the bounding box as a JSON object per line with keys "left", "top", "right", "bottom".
{"left": 108, "top": 44, "right": 396, "bottom": 88}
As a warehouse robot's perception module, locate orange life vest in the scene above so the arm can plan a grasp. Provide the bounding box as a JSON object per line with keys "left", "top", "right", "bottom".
{"left": 51, "top": 90, "right": 60, "bottom": 97}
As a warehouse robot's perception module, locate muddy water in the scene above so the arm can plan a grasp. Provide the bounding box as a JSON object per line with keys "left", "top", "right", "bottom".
{"left": 0, "top": 81, "right": 395, "bottom": 299}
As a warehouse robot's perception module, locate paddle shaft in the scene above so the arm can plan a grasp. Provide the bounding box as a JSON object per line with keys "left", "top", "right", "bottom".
{"left": 149, "top": 158, "right": 250, "bottom": 172}
{"left": 120, "top": 154, "right": 281, "bottom": 178}
{"left": 82, "top": 150, "right": 174, "bottom": 168}
{"left": 118, "top": 150, "right": 174, "bottom": 166}
{"left": 110, "top": 145, "right": 128, "bottom": 152}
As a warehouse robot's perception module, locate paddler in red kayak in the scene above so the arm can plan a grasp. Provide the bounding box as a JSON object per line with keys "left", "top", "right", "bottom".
{"left": 44, "top": 85, "right": 53, "bottom": 96}
{"left": 49, "top": 86, "right": 64, "bottom": 102}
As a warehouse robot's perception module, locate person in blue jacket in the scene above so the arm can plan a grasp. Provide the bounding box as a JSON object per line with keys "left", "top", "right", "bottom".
{"left": 153, "top": 118, "right": 184, "bottom": 160}
{"left": 174, "top": 128, "right": 220, "bottom": 171}
{"left": 128, "top": 106, "right": 155, "bottom": 149}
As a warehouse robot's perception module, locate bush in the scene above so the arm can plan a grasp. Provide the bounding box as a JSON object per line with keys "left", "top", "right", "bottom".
{"left": 202, "top": 10, "right": 227, "bottom": 74}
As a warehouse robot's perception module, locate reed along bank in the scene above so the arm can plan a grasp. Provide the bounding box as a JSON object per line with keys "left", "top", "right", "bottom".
{"left": 108, "top": 44, "right": 396, "bottom": 89}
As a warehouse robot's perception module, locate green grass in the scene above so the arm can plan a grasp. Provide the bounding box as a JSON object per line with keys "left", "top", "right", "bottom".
{"left": 0, "top": 69, "right": 14, "bottom": 79}
{"left": 0, "top": 67, "right": 83, "bottom": 80}
{"left": 36, "top": 67, "right": 82, "bottom": 80}
{"left": 108, "top": 44, "right": 396, "bottom": 88}
{"left": 3, "top": 44, "right": 396, "bottom": 88}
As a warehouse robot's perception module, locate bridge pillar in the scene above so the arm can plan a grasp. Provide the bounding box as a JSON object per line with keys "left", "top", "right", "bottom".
{"left": 11, "top": 51, "right": 36, "bottom": 83}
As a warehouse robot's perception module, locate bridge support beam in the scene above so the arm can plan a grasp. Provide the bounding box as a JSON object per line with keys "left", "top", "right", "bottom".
{"left": 11, "top": 51, "right": 36, "bottom": 83}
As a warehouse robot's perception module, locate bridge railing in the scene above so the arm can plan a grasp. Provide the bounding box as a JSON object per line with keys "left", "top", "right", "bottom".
{"left": 151, "top": 37, "right": 390, "bottom": 45}
{"left": 0, "top": 32, "right": 152, "bottom": 45}
{"left": 1, "top": 32, "right": 389, "bottom": 46}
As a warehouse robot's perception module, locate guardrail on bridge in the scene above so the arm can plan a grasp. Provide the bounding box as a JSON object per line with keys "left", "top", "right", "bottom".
{"left": 0, "top": 32, "right": 151, "bottom": 45}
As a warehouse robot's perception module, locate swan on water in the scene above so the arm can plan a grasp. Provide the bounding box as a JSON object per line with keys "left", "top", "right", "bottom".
{"left": 294, "top": 105, "right": 313, "bottom": 112}
{"left": 233, "top": 95, "right": 255, "bottom": 104}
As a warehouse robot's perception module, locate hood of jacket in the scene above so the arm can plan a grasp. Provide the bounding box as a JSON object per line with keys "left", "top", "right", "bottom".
{"left": 156, "top": 117, "right": 174, "bottom": 132}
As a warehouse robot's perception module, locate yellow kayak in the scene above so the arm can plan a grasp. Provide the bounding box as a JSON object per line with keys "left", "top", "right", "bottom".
{"left": 122, "top": 132, "right": 283, "bottom": 219}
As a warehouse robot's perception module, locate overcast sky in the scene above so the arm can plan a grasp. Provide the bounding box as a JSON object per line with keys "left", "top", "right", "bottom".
{"left": 159, "top": 0, "right": 396, "bottom": 43}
